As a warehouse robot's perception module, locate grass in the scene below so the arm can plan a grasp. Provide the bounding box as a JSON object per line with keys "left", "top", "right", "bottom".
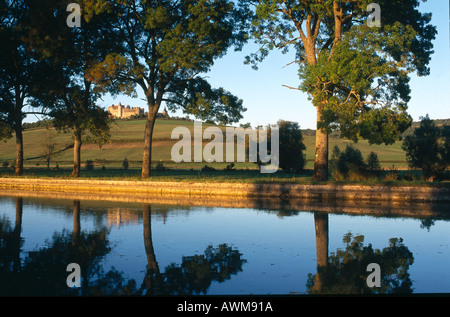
{"left": 4, "top": 117, "right": 449, "bottom": 187}
{"left": 0, "top": 117, "right": 410, "bottom": 170}
{"left": 1, "top": 164, "right": 448, "bottom": 188}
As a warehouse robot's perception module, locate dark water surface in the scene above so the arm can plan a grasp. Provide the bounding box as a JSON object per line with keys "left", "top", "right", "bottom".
{"left": 0, "top": 195, "right": 449, "bottom": 296}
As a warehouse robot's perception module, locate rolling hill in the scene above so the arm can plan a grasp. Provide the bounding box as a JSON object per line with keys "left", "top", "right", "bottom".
{"left": 0, "top": 117, "right": 416, "bottom": 170}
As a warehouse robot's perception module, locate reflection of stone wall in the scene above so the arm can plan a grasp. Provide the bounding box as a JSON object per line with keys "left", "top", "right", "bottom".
{"left": 107, "top": 208, "right": 140, "bottom": 228}
{"left": 2, "top": 190, "right": 450, "bottom": 220}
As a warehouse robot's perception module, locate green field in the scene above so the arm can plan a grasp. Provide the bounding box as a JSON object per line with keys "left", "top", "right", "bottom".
{"left": 0, "top": 117, "right": 409, "bottom": 171}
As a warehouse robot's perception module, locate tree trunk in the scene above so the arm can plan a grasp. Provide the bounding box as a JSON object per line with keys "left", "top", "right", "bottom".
{"left": 301, "top": 25, "right": 329, "bottom": 182}
{"left": 312, "top": 212, "right": 329, "bottom": 292}
{"left": 14, "top": 123, "right": 24, "bottom": 176}
{"left": 72, "top": 128, "right": 82, "bottom": 177}
{"left": 141, "top": 105, "right": 159, "bottom": 179}
{"left": 312, "top": 105, "right": 329, "bottom": 181}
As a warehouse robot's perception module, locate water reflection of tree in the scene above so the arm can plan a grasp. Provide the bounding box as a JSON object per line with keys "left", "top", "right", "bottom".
{"left": 0, "top": 199, "right": 246, "bottom": 296}
{"left": 0, "top": 198, "right": 24, "bottom": 295}
{"left": 139, "top": 204, "right": 247, "bottom": 296}
{"left": 307, "top": 215, "right": 414, "bottom": 294}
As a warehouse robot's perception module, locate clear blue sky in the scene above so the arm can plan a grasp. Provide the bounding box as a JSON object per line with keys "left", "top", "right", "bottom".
{"left": 39, "top": 1, "right": 450, "bottom": 130}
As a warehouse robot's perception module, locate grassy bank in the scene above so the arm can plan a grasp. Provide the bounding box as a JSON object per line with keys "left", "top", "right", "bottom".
{"left": 0, "top": 118, "right": 409, "bottom": 170}
{"left": 1, "top": 165, "right": 449, "bottom": 188}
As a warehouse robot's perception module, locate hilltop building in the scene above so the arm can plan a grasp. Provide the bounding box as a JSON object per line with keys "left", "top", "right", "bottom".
{"left": 108, "top": 103, "right": 144, "bottom": 119}
{"left": 108, "top": 102, "right": 170, "bottom": 119}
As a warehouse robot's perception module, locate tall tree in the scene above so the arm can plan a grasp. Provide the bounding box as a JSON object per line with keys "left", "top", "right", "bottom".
{"left": 25, "top": 0, "right": 112, "bottom": 177}
{"left": 0, "top": 0, "right": 50, "bottom": 175}
{"left": 402, "top": 115, "right": 450, "bottom": 181}
{"left": 88, "top": 0, "right": 248, "bottom": 178}
{"left": 247, "top": 0, "right": 436, "bottom": 181}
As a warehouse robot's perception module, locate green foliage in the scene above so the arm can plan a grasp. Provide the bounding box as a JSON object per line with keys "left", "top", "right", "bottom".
{"left": 155, "top": 161, "right": 167, "bottom": 171}
{"left": 2, "top": 161, "right": 9, "bottom": 169}
{"left": 402, "top": 115, "right": 450, "bottom": 181}
{"left": 84, "top": 0, "right": 249, "bottom": 177}
{"left": 0, "top": 120, "right": 13, "bottom": 142}
{"left": 87, "top": 0, "right": 248, "bottom": 125}
{"left": 367, "top": 151, "right": 382, "bottom": 172}
{"left": 0, "top": 0, "right": 53, "bottom": 174}
{"left": 247, "top": 0, "right": 437, "bottom": 174}
{"left": 201, "top": 165, "right": 216, "bottom": 172}
{"left": 21, "top": 0, "right": 114, "bottom": 177}
{"left": 224, "top": 162, "right": 235, "bottom": 171}
{"left": 256, "top": 120, "right": 306, "bottom": 173}
{"left": 301, "top": 22, "right": 415, "bottom": 145}
{"left": 122, "top": 158, "right": 129, "bottom": 170}
{"left": 85, "top": 160, "right": 94, "bottom": 171}
{"left": 307, "top": 232, "right": 414, "bottom": 294}
{"left": 330, "top": 144, "right": 382, "bottom": 181}
{"left": 277, "top": 120, "right": 306, "bottom": 173}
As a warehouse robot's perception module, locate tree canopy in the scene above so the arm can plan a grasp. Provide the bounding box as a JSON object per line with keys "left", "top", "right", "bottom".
{"left": 23, "top": 0, "right": 113, "bottom": 177}
{"left": 402, "top": 115, "right": 450, "bottom": 181}
{"left": 0, "top": 0, "right": 50, "bottom": 175}
{"left": 87, "top": 0, "right": 249, "bottom": 178}
{"left": 247, "top": 0, "right": 437, "bottom": 180}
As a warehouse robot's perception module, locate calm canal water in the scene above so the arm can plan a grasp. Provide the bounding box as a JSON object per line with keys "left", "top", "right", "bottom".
{"left": 0, "top": 195, "right": 449, "bottom": 296}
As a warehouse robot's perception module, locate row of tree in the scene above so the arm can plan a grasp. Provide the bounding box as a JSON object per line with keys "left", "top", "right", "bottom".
{"left": 1, "top": 0, "right": 437, "bottom": 181}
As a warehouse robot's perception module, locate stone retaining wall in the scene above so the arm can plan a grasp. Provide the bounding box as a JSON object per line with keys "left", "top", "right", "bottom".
{"left": 0, "top": 178, "right": 449, "bottom": 203}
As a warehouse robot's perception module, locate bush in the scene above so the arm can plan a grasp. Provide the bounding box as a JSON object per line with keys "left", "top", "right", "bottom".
{"left": 155, "top": 161, "right": 166, "bottom": 171}
{"left": 262, "top": 120, "right": 306, "bottom": 173}
{"left": 122, "top": 158, "right": 129, "bottom": 170}
{"left": 383, "top": 165, "right": 400, "bottom": 182}
{"left": 366, "top": 151, "right": 383, "bottom": 178}
{"left": 85, "top": 160, "right": 94, "bottom": 170}
{"left": 330, "top": 144, "right": 365, "bottom": 181}
{"left": 2, "top": 160, "right": 9, "bottom": 169}
{"left": 330, "top": 145, "right": 383, "bottom": 181}
{"left": 201, "top": 165, "right": 216, "bottom": 172}
{"left": 224, "top": 162, "right": 235, "bottom": 171}
{"left": 402, "top": 115, "right": 450, "bottom": 181}
{"left": 279, "top": 120, "right": 306, "bottom": 173}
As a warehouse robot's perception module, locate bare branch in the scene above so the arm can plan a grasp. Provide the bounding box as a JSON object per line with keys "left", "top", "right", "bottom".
{"left": 282, "top": 84, "right": 301, "bottom": 91}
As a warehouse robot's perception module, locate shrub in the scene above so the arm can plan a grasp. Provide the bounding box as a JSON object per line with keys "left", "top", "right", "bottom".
{"left": 122, "top": 158, "right": 129, "bottom": 170}
{"left": 155, "top": 161, "right": 166, "bottom": 171}
{"left": 278, "top": 120, "right": 306, "bottom": 173}
{"left": 201, "top": 165, "right": 215, "bottom": 172}
{"left": 366, "top": 151, "right": 383, "bottom": 178}
{"left": 383, "top": 165, "right": 400, "bottom": 182}
{"left": 261, "top": 120, "right": 306, "bottom": 173}
{"left": 330, "top": 145, "right": 383, "bottom": 181}
{"left": 330, "top": 144, "right": 366, "bottom": 181}
{"left": 85, "top": 160, "right": 94, "bottom": 170}
{"left": 224, "top": 162, "right": 235, "bottom": 171}
{"left": 402, "top": 115, "right": 450, "bottom": 181}
{"left": 2, "top": 160, "right": 9, "bottom": 169}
